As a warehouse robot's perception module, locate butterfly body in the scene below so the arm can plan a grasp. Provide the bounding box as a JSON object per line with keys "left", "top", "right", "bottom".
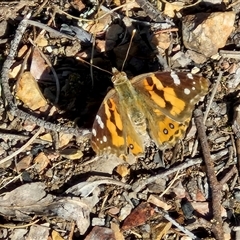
{"left": 91, "top": 69, "right": 209, "bottom": 159}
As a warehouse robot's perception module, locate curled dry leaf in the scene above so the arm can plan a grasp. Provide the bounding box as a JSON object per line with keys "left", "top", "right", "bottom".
{"left": 65, "top": 179, "right": 130, "bottom": 198}
{"left": 15, "top": 71, "right": 47, "bottom": 110}
{"left": 17, "top": 44, "right": 28, "bottom": 58}
{"left": 0, "top": 182, "right": 54, "bottom": 219}
{"left": 53, "top": 198, "right": 91, "bottom": 235}
{"left": 59, "top": 148, "right": 83, "bottom": 160}
{"left": 0, "top": 182, "right": 92, "bottom": 235}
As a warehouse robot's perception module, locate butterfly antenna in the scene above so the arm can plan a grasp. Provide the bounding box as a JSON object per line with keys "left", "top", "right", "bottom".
{"left": 90, "top": 0, "right": 102, "bottom": 87}
{"left": 121, "top": 29, "right": 136, "bottom": 71}
{"left": 76, "top": 57, "right": 112, "bottom": 75}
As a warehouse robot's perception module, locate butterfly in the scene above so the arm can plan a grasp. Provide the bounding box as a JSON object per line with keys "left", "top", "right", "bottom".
{"left": 91, "top": 68, "right": 209, "bottom": 159}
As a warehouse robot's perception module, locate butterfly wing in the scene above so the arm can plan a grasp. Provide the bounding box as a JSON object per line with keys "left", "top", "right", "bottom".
{"left": 131, "top": 71, "right": 209, "bottom": 148}
{"left": 91, "top": 89, "right": 145, "bottom": 158}
{"left": 131, "top": 71, "right": 209, "bottom": 122}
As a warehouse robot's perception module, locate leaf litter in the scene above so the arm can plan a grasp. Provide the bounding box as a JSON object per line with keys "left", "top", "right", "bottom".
{"left": 0, "top": 0, "right": 239, "bottom": 239}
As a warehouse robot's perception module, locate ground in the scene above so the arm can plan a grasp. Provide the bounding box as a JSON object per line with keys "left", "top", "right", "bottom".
{"left": 0, "top": 0, "right": 239, "bottom": 239}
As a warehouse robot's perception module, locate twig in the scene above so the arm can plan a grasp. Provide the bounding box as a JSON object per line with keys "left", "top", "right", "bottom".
{"left": 0, "top": 132, "right": 51, "bottom": 145}
{"left": 68, "top": 221, "right": 75, "bottom": 240}
{"left": 192, "top": 71, "right": 223, "bottom": 157}
{"left": 0, "top": 127, "right": 43, "bottom": 166}
{"left": 0, "top": 163, "right": 36, "bottom": 190}
{"left": 133, "top": 157, "right": 202, "bottom": 192}
{"left": 0, "top": 219, "right": 39, "bottom": 229}
{"left": 135, "top": 0, "right": 174, "bottom": 25}
{"left": 159, "top": 171, "right": 185, "bottom": 197}
{"left": 219, "top": 165, "right": 238, "bottom": 186}
{"left": 1, "top": 13, "right": 90, "bottom": 136}
{"left": 193, "top": 109, "right": 224, "bottom": 240}
{"left": 28, "top": 37, "right": 60, "bottom": 104}
{"left": 232, "top": 102, "right": 240, "bottom": 173}
{"left": 155, "top": 208, "right": 199, "bottom": 239}
{"left": 24, "top": 19, "right": 76, "bottom": 40}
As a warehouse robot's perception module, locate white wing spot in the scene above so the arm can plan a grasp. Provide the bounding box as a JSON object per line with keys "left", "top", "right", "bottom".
{"left": 187, "top": 73, "right": 193, "bottom": 79}
{"left": 193, "top": 81, "right": 196, "bottom": 85}
{"left": 96, "top": 115, "right": 104, "bottom": 129}
{"left": 103, "top": 136, "right": 107, "bottom": 142}
{"left": 92, "top": 128, "right": 97, "bottom": 136}
{"left": 192, "top": 87, "right": 196, "bottom": 90}
{"left": 184, "top": 88, "right": 191, "bottom": 95}
{"left": 97, "top": 138, "right": 99, "bottom": 141}
{"left": 170, "top": 71, "right": 180, "bottom": 85}
{"left": 100, "top": 140, "right": 103, "bottom": 144}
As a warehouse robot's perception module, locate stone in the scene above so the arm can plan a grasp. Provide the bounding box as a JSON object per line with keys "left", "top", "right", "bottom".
{"left": 182, "top": 12, "right": 235, "bottom": 62}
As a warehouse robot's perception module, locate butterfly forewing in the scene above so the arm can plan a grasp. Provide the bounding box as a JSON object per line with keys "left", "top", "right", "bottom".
{"left": 132, "top": 71, "right": 209, "bottom": 122}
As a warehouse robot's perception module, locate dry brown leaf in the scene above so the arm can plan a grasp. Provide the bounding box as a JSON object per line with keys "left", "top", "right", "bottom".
{"left": 34, "top": 152, "right": 50, "bottom": 173}
{"left": 84, "top": 226, "right": 116, "bottom": 240}
{"left": 52, "top": 230, "right": 64, "bottom": 240}
{"left": 40, "top": 133, "right": 53, "bottom": 142}
{"left": 70, "top": 0, "right": 85, "bottom": 11}
{"left": 60, "top": 148, "right": 83, "bottom": 160}
{"left": 108, "top": 207, "right": 120, "bottom": 215}
{"left": 59, "top": 133, "right": 73, "bottom": 148}
{"left": 111, "top": 222, "right": 124, "bottom": 240}
{"left": 191, "top": 202, "right": 227, "bottom": 217}
{"left": 152, "top": 220, "right": 172, "bottom": 240}
{"left": 112, "top": 0, "right": 139, "bottom": 8}
{"left": 152, "top": 32, "right": 171, "bottom": 50}
{"left": 164, "top": 2, "right": 184, "bottom": 18}
{"left": 22, "top": 120, "right": 37, "bottom": 132}
{"left": 9, "top": 63, "right": 21, "bottom": 78}
{"left": 96, "top": 39, "right": 106, "bottom": 52}
{"left": 35, "top": 35, "right": 48, "bottom": 47}
{"left": 115, "top": 164, "right": 130, "bottom": 178}
{"left": 85, "top": 9, "right": 111, "bottom": 34}
{"left": 30, "top": 48, "right": 51, "bottom": 80}
{"left": 15, "top": 155, "right": 32, "bottom": 171}
{"left": 17, "top": 44, "right": 28, "bottom": 58}
{"left": 147, "top": 195, "right": 172, "bottom": 211}
{"left": 122, "top": 202, "right": 155, "bottom": 230}
{"left": 16, "top": 71, "right": 47, "bottom": 110}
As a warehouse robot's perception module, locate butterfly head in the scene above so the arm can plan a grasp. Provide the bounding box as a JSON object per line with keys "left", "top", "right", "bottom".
{"left": 112, "top": 68, "right": 128, "bottom": 85}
